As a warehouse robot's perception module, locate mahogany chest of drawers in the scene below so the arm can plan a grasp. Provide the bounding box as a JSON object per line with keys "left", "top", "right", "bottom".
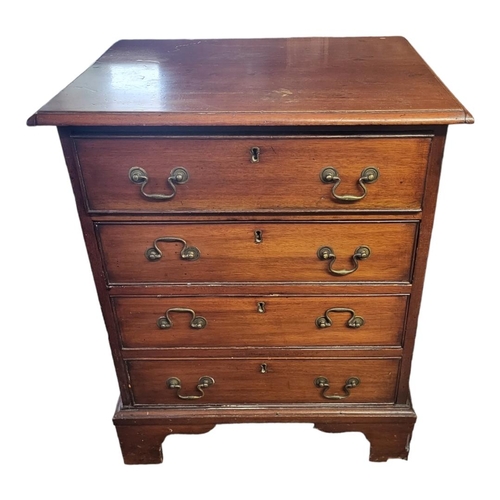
{"left": 28, "top": 37, "right": 472, "bottom": 463}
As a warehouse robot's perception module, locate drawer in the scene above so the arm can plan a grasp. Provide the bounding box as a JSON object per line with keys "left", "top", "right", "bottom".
{"left": 98, "top": 222, "right": 417, "bottom": 284}
{"left": 75, "top": 136, "right": 431, "bottom": 213}
{"left": 114, "top": 295, "right": 408, "bottom": 348}
{"left": 127, "top": 358, "right": 400, "bottom": 405}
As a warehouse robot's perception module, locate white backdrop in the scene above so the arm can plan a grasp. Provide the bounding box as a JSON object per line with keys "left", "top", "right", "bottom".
{"left": 2, "top": 2, "right": 497, "bottom": 499}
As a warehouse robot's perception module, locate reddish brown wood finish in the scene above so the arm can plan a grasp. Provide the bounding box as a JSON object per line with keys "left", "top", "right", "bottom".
{"left": 114, "top": 420, "right": 415, "bottom": 464}
{"left": 74, "top": 136, "right": 431, "bottom": 213}
{"left": 127, "top": 357, "right": 400, "bottom": 405}
{"left": 115, "top": 423, "right": 216, "bottom": 464}
{"left": 315, "top": 421, "right": 414, "bottom": 461}
{"left": 57, "top": 128, "right": 133, "bottom": 405}
{"left": 27, "top": 38, "right": 473, "bottom": 127}
{"left": 113, "top": 401, "right": 417, "bottom": 463}
{"left": 29, "top": 38, "right": 472, "bottom": 464}
{"left": 97, "top": 221, "right": 417, "bottom": 284}
{"left": 114, "top": 294, "right": 407, "bottom": 348}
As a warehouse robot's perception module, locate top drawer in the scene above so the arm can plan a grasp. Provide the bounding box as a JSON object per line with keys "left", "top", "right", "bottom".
{"left": 73, "top": 136, "right": 431, "bottom": 214}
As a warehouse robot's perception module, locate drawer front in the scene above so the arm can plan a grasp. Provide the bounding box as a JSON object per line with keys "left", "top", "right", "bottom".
{"left": 114, "top": 295, "right": 407, "bottom": 348}
{"left": 98, "top": 222, "right": 417, "bottom": 284}
{"left": 127, "top": 358, "right": 400, "bottom": 405}
{"left": 75, "top": 137, "right": 431, "bottom": 213}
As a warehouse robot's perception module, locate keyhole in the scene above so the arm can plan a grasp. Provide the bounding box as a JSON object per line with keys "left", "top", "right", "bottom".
{"left": 250, "top": 146, "right": 260, "bottom": 163}
{"left": 257, "top": 301, "right": 266, "bottom": 313}
{"left": 254, "top": 230, "right": 263, "bottom": 243}
{"left": 260, "top": 363, "right": 268, "bottom": 373}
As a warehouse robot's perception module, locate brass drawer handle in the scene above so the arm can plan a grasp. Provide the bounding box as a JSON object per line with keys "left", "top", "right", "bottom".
{"left": 167, "top": 376, "right": 215, "bottom": 400}
{"left": 320, "top": 167, "right": 379, "bottom": 202}
{"left": 129, "top": 166, "right": 189, "bottom": 200}
{"left": 314, "top": 376, "right": 360, "bottom": 400}
{"left": 316, "top": 307, "right": 364, "bottom": 329}
{"left": 157, "top": 307, "right": 207, "bottom": 330}
{"left": 145, "top": 236, "right": 200, "bottom": 262}
{"left": 317, "top": 245, "right": 370, "bottom": 276}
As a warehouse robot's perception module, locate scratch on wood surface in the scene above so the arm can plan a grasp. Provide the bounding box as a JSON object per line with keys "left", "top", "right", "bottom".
{"left": 74, "top": 86, "right": 97, "bottom": 93}
{"left": 272, "top": 88, "right": 294, "bottom": 97}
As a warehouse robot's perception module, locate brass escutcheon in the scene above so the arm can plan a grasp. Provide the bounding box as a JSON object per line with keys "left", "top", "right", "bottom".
{"left": 250, "top": 146, "right": 260, "bottom": 163}
{"left": 254, "top": 229, "right": 263, "bottom": 243}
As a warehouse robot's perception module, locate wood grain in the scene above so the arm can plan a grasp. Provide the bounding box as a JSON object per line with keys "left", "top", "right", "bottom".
{"left": 113, "top": 401, "right": 417, "bottom": 463}
{"left": 97, "top": 221, "right": 417, "bottom": 284}
{"left": 127, "top": 357, "right": 400, "bottom": 405}
{"left": 28, "top": 37, "right": 473, "bottom": 463}
{"left": 98, "top": 223, "right": 417, "bottom": 284}
{"left": 114, "top": 295, "right": 408, "bottom": 348}
{"left": 74, "top": 136, "right": 431, "bottom": 213}
{"left": 27, "top": 38, "right": 473, "bottom": 127}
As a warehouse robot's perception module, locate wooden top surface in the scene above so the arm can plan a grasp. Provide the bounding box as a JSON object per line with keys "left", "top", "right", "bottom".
{"left": 28, "top": 37, "right": 473, "bottom": 127}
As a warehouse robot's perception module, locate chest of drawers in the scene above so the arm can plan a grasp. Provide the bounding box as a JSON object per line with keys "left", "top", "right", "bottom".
{"left": 28, "top": 37, "right": 472, "bottom": 463}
